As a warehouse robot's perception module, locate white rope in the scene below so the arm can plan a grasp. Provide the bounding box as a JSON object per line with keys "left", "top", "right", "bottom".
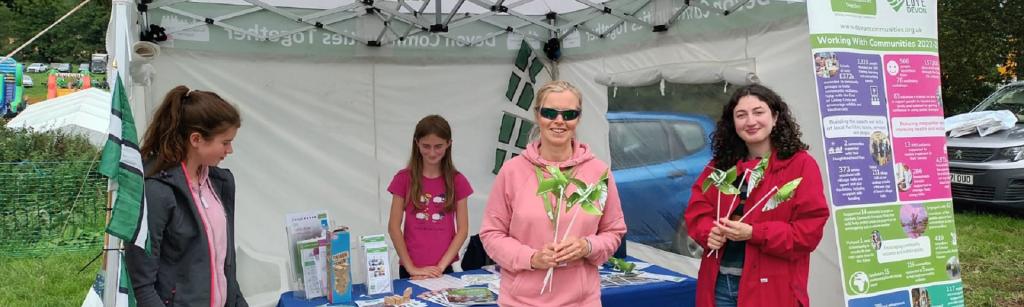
{"left": 1, "top": 0, "right": 93, "bottom": 62}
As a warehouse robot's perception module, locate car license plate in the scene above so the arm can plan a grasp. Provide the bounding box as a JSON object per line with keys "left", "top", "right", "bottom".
{"left": 950, "top": 173, "right": 973, "bottom": 185}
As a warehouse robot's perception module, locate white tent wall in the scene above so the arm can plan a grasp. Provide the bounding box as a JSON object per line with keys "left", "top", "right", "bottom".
{"left": 558, "top": 15, "right": 843, "bottom": 306}
{"left": 139, "top": 48, "right": 612, "bottom": 306}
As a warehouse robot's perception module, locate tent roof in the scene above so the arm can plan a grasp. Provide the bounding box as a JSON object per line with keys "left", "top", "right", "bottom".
{"left": 192, "top": 0, "right": 609, "bottom": 14}
{"left": 5, "top": 88, "right": 110, "bottom": 146}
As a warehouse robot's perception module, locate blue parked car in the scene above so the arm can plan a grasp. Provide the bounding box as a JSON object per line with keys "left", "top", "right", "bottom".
{"left": 607, "top": 112, "right": 716, "bottom": 257}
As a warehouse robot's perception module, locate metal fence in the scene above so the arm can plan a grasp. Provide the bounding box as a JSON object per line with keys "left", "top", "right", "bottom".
{"left": 0, "top": 160, "right": 106, "bottom": 256}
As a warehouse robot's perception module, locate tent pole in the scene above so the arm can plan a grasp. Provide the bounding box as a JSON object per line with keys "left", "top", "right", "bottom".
{"left": 104, "top": 2, "right": 134, "bottom": 306}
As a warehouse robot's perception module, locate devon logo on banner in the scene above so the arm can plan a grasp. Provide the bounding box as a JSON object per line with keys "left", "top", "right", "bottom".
{"left": 887, "top": 0, "right": 927, "bottom": 14}
{"left": 494, "top": 40, "right": 550, "bottom": 174}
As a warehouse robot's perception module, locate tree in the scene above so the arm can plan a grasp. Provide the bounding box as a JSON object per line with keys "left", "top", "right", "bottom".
{"left": 938, "top": 0, "right": 1024, "bottom": 116}
{"left": 0, "top": 0, "right": 110, "bottom": 63}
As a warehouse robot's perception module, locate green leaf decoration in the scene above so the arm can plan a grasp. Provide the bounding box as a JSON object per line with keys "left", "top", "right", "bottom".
{"left": 542, "top": 193, "right": 555, "bottom": 222}
{"left": 580, "top": 202, "right": 604, "bottom": 216}
{"left": 723, "top": 166, "right": 738, "bottom": 186}
{"left": 719, "top": 184, "right": 740, "bottom": 195}
{"left": 568, "top": 178, "right": 588, "bottom": 191}
{"left": 567, "top": 193, "right": 583, "bottom": 209}
{"left": 702, "top": 167, "right": 728, "bottom": 192}
{"left": 537, "top": 178, "right": 558, "bottom": 195}
{"left": 586, "top": 184, "right": 602, "bottom": 203}
{"left": 766, "top": 177, "right": 803, "bottom": 211}
{"left": 595, "top": 184, "right": 608, "bottom": 210}
{"left": 749, "top": 152, "right": 771, "bottom": 189}
{"left": 606, "top": 257, "right": 635, "bottom": 274}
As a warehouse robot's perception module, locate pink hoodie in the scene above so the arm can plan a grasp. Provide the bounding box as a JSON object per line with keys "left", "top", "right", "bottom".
{"left": 480, "top": 140, "right": 626, "bottom": 306}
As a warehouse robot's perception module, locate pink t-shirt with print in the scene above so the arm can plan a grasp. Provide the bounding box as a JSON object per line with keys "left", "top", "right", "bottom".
{"left": 387, "top": 169, "right": 473, "bottom": 268}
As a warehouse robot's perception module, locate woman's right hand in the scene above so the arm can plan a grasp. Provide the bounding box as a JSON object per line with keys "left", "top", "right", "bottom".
{"left": 707, "top": 226, "right": 726, "bottom": 250}
{"left": 530, "top": 243, "right": 558, "bottom": 270}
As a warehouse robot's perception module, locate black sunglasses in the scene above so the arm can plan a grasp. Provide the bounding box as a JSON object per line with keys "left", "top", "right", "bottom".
{"left": 538, "top": 108, "right": 582, "bottom": 121}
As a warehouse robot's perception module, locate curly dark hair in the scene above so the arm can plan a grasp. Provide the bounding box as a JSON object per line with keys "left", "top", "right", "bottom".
{"left": 711, "top": 84, "right": 808, "bottom": 169}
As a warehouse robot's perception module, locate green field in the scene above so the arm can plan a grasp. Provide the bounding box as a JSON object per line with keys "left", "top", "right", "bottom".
{"left": 954, "top": 209, "right": 1024, "bottom": 306}
{"left": 21, "top": 71, "right": 107, "bottom": 104}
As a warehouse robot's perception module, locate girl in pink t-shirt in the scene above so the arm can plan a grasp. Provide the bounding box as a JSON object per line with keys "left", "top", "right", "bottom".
{"left": 388, "top": 115, "right": 473, "bottom": 279}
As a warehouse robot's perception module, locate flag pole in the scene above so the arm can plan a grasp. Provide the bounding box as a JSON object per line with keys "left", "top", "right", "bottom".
{"left": 103, "top": 1, "right": 133, "bottom": 305}
{"left": 103, "top": 181, "right": 123, "bottom": 307}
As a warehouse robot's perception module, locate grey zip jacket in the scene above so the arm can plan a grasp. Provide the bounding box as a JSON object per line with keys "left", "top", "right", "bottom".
{"left": 126, "top": 165, "right": 247, "bottom": 307}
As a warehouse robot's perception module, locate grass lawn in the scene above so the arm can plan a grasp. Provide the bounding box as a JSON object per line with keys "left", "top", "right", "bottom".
{"left": 0, "top": 210, "right": 1019, "bottom": 306}
{"left": 21, "top": 72, "right": 107, "bottom": 104}
{"left": 0, "top": 250, "right": 100, "bottom": 307}
{"left": 954, "top": 207, "right": 1024, "bottom": 306}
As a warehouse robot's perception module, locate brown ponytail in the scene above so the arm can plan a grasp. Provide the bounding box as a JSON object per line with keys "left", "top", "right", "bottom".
{"left": 141, "top": 86, "right": 241, "bottom": 176}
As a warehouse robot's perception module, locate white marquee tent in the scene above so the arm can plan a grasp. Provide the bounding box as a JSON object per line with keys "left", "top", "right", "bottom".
{"left": 5, "top": 88, "right": 112, "bottom": 147}
{"left": 107, "top": 0, "right": 843, "bottom": 306}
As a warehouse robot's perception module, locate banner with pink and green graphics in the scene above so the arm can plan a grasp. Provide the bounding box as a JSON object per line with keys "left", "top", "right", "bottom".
{"left": 807, "top": 1, "right": 963, "bottom": 306}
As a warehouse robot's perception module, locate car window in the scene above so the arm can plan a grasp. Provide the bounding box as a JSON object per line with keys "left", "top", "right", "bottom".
{"left": 668, "top": 120, "right": 707, "bottom": 158}
{"left": 609, "top": 121, "right": 671, "bottom": 170}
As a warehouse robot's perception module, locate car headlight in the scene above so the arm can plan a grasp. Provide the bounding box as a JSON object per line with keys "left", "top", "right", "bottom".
{"left": 998, "top": 146, "right": 1024, "bottom": 162}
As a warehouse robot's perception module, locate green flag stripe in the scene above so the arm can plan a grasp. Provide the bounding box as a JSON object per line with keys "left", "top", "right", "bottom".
{"left": 514, "top": 41, "right": 531, "bottom": 70}
{"left": 119, "top": 253, "right": 138, "bottom": 307}
{"left": 515, "top": 120, "right": 533, "bottom": 149}
{"left": 506, "top": 73, "right": 522, "bottom": 101}
{"left": 516, "top": 83, "right": 534, "bottom": 110}
{"left": 498, "top": 113, "right": 515, "bottom": 143}
{"left": 528, "top": 57, "right": 544, "bottom": 83}
{"left": 493, "top": 148, "right": 508, "bottom": 174}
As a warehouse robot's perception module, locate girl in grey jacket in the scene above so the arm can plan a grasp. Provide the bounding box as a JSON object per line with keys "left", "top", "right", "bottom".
{"left": 126, "top": 86, "right": 247, "bottom": 307}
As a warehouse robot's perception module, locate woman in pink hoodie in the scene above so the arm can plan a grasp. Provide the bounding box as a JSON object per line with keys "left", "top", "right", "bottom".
{"left": 480, "top": 80, "right": 627, "bottom": 306}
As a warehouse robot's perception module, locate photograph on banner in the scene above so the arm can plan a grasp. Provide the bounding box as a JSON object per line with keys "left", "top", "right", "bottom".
{"left": 847, "top": 281, "right": 964, "bottom": 307}
{"left": 605, "top": 82, "right": 734, "bottom": 258}
{"left": 890, "top": 135, "right": 951, "bottom": 201}
{"left": 814, "top": 51, "right": 897, "bottom": 206}
{"left": 834, "top": 201, "right": 960, "bottom": 297}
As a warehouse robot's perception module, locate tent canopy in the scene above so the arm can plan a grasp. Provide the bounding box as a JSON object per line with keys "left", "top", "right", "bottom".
{"left": 5, "top": 88, "right": 111, "bottom": 147}
{"left": 110, "top": 1, "right": 842, "bottom": 306}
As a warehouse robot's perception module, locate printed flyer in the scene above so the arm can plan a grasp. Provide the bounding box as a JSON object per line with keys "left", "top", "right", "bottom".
{"left": 807, "top": 1, "right": 964, "bottom": 306}
{"left": 362, "top": 234, "right": 394, "bottom": 295}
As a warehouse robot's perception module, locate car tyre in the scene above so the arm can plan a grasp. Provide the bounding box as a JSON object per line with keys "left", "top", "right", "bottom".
{"left": 672, "top": 217, "right": 704, "bottom": 258}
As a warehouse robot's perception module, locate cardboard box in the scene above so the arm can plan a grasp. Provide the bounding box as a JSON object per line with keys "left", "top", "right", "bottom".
{"left": 328, "top": 226, "right": 353, "bottom": 304}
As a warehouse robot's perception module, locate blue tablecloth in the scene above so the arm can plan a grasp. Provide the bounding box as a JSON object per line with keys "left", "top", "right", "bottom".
{"left": 278, "top": 257, "right": 696, "bottom": 307}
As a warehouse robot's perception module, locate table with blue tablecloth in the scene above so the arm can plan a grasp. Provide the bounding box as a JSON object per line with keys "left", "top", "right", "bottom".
{"left": 278, "top": 257, "right": 696, "bottom": 307}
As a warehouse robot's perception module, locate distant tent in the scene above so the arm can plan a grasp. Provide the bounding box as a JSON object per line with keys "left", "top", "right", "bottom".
{"left": 5, "top": 88, "right": 111, "bottom": 146}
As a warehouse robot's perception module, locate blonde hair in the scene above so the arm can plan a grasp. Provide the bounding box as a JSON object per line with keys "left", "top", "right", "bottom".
{"left": 532, "top": 80, "right": 583, "bottom": 111}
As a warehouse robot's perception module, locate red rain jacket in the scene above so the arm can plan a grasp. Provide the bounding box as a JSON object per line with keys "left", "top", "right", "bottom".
{"left": 685, "top": 150, "right": 830, "bottom": 307}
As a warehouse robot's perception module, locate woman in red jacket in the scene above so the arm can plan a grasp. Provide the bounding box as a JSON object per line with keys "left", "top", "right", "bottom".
{"left": 684, "top": 84, "right": 830, "bottom": 307}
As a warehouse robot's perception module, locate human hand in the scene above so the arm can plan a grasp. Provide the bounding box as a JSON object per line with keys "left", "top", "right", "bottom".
{"left": 707, "top": 226, "right": 726, "bottom": 250}
{"left": 421, "top": 265, "right": 444, "bottom": 278}
{"left": 406, "top": 266, "right": 437, "bottom": 279}
{"left": 530, "top": 243, "right": 558, "bottom": 270}
{"left": 553, "top": 237, "right": 590, "bottom": 263}
{"left": 715, "top": 218, "right": 753, "bottom": 241}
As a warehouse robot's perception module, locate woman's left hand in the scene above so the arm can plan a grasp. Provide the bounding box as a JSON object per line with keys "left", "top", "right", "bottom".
{"left": 714, "top": 218, "right": 753, "bottom": 241}
{"left": 553, "top": 237, "right": 590, "bottom": 263}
